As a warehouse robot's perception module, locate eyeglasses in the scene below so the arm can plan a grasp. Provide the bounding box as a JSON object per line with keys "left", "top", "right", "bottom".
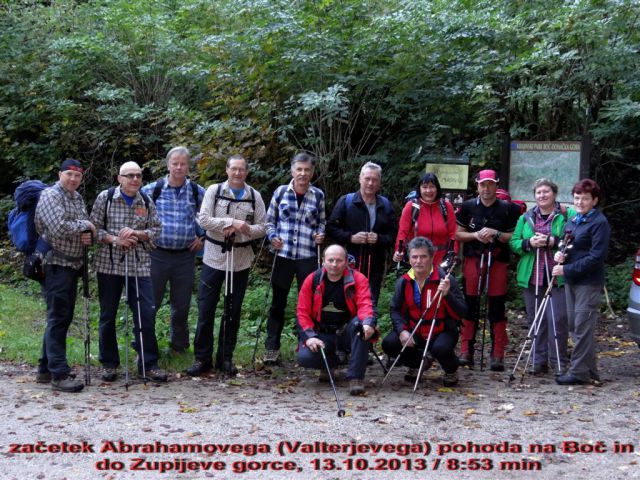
{"left": 121, "top": 173, "right": 142, "bottom": 180}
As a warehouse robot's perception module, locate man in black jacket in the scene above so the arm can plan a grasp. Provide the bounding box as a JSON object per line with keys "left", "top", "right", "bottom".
{"left": 327, "top": 162, "right": 396, "bottom": 306}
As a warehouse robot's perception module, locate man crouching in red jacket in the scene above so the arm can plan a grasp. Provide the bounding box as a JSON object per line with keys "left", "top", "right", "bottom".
{"left": 297, "top": 244, "right": 377, "bottom": 396}
{"left": 382, "top": 236, "right": 467, "bottom": 387}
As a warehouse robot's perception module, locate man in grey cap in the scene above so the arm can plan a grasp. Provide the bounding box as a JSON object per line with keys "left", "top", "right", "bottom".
{"left": 35, "top": 159, "right": 95, "bottom": 392}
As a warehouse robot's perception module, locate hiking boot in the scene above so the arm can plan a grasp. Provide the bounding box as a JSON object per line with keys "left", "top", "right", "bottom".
{"left": 219, "top": 360, "right": 238, "bottom": 377}
{"left": 532, "top": 363, "right": 549, "bottom": 375}
{"left": 263, "top": 349, "right": 280, "bottom": 365}
{"left": 318, "top": 369, "right": 336, "bottom": 383}
{"left": 556, "top": 373, "right": 588, "bottom": 385}
{"left": 36, "top": 371, "right": 51, "bottom": 384}
{"left": 186, "top": 360, "right": 212, "bottom": 377}
{"left": 490, "top": 356, "right": 505, "bottom": 372}
{"left": 101, "top": 368, "right": 118, "bottom": 382}
{"left": 144, "top": 367, "right": 168, "bottom": 383}
{"left": 458, "top": 351, "right": 474, "bottom": 368}
{"left": 349, "top": 379, "right": 365, "bottom": 396}
{"left": 51, "top": 375, "right": 84, "bottom": 393}
{"left": 443, "top": 371, "right": 459, "bottom": 387}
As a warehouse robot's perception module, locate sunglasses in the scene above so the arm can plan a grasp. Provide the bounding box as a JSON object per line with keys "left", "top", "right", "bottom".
{"left": 121, "top": 173, "right": 142, "bottom": 180}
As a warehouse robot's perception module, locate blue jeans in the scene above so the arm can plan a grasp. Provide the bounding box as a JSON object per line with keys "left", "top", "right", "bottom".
{"left": 194, "top": 264, "right": 249, "bottom": 364}
{"left": 97, "top": 272, "right": 160, "bottom": 371}
{"left": 297, "top": 317, "right": 369, "bottom": 380}
{"left": 150, "top": 249, "right": 196, "bottom": 351}
{"left": 39, "top": 264, "right": 80, "bottom": 379}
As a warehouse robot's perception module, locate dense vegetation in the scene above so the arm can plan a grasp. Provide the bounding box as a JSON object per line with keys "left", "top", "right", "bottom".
{"left": 1, "top": 0, "right": 639, "bottom": 259}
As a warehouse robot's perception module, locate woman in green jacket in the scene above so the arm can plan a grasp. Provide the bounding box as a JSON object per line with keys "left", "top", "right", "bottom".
{"left": 510, "top": 178, "right": 575, "bottom": 375}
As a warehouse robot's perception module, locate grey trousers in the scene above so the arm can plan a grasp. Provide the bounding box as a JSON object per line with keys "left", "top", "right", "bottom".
{"left": 523, "top": 284, "right": 569, "bottom": 372}
{"left": 150, "top": 249, "right": 197, "bottom": 351}
{"left": 565, "top": 283, "right": 602, "bottom": 381}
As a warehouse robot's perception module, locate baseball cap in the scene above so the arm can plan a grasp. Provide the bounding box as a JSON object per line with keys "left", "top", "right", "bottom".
{"left": 476, "top": 169, "right": 499, "bottom": 183}
{"left": 60, "top": 158, "right": 84, "bottom": 174}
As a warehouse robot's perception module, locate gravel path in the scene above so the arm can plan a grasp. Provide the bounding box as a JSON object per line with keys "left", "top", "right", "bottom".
{"left": 1, "top": 314, "right": 639, "bottom": 480}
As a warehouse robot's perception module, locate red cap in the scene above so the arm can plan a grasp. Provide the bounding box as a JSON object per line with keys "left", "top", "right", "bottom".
{"left": 476, "top": 169, "right": 499, "bottom": 183}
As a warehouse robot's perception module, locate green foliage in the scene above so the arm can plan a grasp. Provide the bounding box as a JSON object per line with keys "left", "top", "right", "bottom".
{"left": 606, "top": 258, "right": 635, "bottom": 313}
{"left": 0, "top": 0, "right": 639, "bottom": 256}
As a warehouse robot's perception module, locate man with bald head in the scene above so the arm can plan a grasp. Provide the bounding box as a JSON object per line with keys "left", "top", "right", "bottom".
{"left": 90, "top": 161, "right": 166, "bottom": 383}
{"left": 296, "top": 244, "right": 376, "bottom": 396}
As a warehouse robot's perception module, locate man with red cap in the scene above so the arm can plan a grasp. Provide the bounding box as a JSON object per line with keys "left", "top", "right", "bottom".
{"left": 455, "top": 169, "right": 521, "bottom": 371}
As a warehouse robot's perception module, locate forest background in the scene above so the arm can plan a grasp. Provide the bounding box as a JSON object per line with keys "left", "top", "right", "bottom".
{"left": 0, "top": 0, "right": 639, "bottom": 367}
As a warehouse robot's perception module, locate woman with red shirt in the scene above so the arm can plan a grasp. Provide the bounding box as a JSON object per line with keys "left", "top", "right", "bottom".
{"left": 393, "top": 173, "right": 456, "bottom": 267}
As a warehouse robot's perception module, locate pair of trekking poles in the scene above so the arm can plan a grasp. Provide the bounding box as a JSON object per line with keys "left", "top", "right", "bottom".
{"left": 509, "top": 233, "right": 574, "bottom": 384}
{"left": 382, "top": 253, "right": 459, "bottom": 394}
{"left": 82, "top": 241, "right": 152, "bottom": 390}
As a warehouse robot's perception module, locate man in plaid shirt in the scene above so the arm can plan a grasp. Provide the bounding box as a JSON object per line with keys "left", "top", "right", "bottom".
{"left": 35, "top": 159, "right": 95, "bottom": 392}
{"left": 90, "top": 161, "right": 166, "bottom": 383}
{"left": 141, "top": 146, "right": 205, "bottom": 353}
{"left": 186, "top": 154, "right": 266, "bottom": 376}
{"left": 263, "top": 152, "right": 326, "bottom": 365}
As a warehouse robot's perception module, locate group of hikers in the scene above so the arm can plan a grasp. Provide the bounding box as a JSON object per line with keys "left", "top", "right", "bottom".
{"left": 30, "top": 148, "right": 610, "bottom": 397}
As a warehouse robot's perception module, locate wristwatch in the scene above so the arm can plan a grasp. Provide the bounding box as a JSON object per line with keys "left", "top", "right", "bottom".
{"left": 112, "top": 236, "right": 118, "bottom": 247}
{"left": 494, "top": 231, "right": 502, "bottom": 241}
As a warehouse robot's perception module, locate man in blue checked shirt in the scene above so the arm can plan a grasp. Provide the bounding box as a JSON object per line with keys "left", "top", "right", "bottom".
{"left": 141, "top": 146, "right": 206, "bottom": 353}
{"left": 263, "top": 152, "right": 326, "bottom": 365}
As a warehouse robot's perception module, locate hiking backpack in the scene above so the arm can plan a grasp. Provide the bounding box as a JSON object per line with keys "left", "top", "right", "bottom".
{"left": 7, "top": 180, "right": 51, "bottom": 255}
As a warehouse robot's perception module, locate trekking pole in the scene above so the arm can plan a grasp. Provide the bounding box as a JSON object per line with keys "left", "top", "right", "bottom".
{"left": 470, "top": 251, "right": 485, "bottom": 370}
{"left": 543, "top": 253, "right": 563, "bottom": 374}
{"left": 221, "top": 235, "right": 234, "bottom": 371}
{"left": 132, "top": 248, "right": 147, "bottom": 385}
{"left": 509, "top": 283, "right": 552, "bottom": 383}
{"left": 122, "top": 251, "right": 131, "bottom": 391}
{"left": 319, "top": 346, "right": 345, "bottom": 417}
{"left": 532, "top": 247, "right": 540, "bottom": 369}
{"left": 82, "top": 238, "right": 91, "bottom": 386}
{"left": 252, "top": 252, "right": 277, "bottom": 370}
{"left": 479, "top": 248, "right": 492, "bottom": 372}
{"left": 411, "top": 258, "right": 460, "bottom": 394}
{"left": 382, "top": 257, "right": 458, "bottom": 385}
{"left": 396, "top": 240, "right": 404, "bottom": 276}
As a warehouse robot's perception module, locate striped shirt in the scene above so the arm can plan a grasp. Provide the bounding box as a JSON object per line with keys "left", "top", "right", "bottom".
{"left": 89, "top": 186, "right": 162, "bottom": 276}
{"left": 266, "top": 181, "right": 326, "bottom": 260}
{"left": 198, "top": 181, "right": 267, "bottom": 271}
{"left": 141, "top": 177, "right": 205, "bottom": 250}
{"left": 35, "top": 182, "right": 92, "bottom": 270}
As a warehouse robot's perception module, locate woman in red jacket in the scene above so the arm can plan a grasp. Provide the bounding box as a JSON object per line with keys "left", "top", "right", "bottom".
{"left": 393, "top": 173, "right": 456, "bottom": 267}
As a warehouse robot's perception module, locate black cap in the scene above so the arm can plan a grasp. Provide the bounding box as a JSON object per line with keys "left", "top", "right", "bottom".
{"left": 60, "top": 158, "right": 84, "bottom": 173}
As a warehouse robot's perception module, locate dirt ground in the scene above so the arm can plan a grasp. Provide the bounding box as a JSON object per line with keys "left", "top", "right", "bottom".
{"left": 1, "top": 312, "right": 640, "bottom": 480}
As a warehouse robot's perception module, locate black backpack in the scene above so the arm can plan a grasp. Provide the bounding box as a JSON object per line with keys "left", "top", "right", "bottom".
{"left": 151, "top": 177, "right": 200, "bottom": 206}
